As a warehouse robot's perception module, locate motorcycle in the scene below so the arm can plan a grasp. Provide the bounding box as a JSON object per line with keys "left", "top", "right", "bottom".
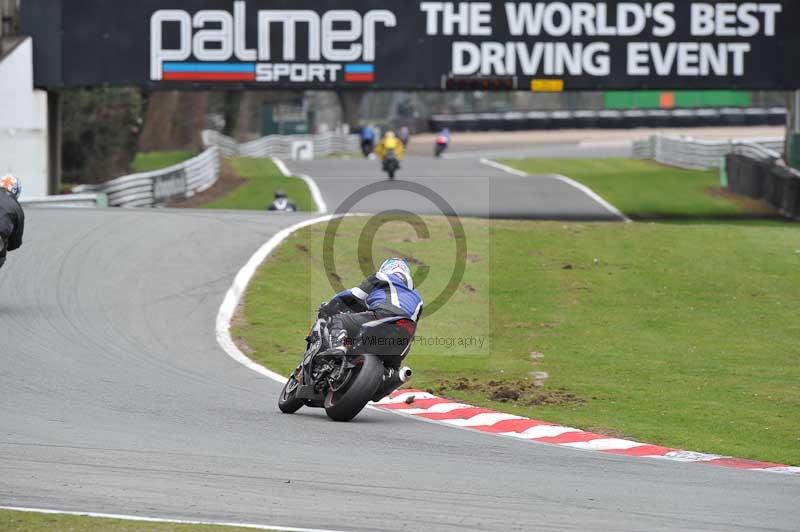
{"left": 278, "top": 312, "right": 415, "bottom": 421}
{"left": 434, "top": 135, "right": 448, "bottom": 158}
{"left": 382, "top": 149, "right": 400, "bottom": 180}
{"left": 361, "top": 139, "right": 375, "bottom": 158}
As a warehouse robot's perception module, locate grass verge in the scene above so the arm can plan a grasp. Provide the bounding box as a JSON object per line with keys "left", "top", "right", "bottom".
{"left": 131, "top": 151, "right": 194, "bottom": 173}
{"left": 0, "top": 509, "right": 276, "bottom": 531}
{"left": 201, "top": 158, "right": 315, "bottom": 211}
{"left": 500, "top": 158, "right": 775, "bottom": 220}
{"left": 233, "top": 216, "right": 800, "bottom": 465}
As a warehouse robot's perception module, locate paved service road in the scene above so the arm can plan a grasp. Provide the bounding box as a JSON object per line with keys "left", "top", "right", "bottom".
{"left": 287, "top": 156, "right": 623, "bottom": 220}
{"left": 2, "top": 207, "right": 799, "bottom": 531}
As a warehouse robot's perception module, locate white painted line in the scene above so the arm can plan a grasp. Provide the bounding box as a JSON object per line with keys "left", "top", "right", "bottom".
{"left": 547, "top": 173, "right": 632, "bottom": 223}
{"left": 479, "top": 157, "right": 527, "bottom": 177}
{"left": 215, "top": 215, "right": 345, "bottom": 386}
{"left": 761, "top": 466, "right": 800, "bottom": 475}
{"left": 479, "top": 158, "right": 632, "bottom": 223}
{"left": 442, "top": 413, "right": 524, "bottom": 427}
{"left": 561, "top": 438, "right": 646, "bottom": 451}
{"left": 297, "top": 174, "right": 328, "bottom": 214}
{"left": 270, "top": 157, "right": 328, "bottom": 213}
{"left": 0, "top": 506, "right": 348, "bottom": 532}
{"left": 271, "top": 156, "right": 292, "bottom": 177}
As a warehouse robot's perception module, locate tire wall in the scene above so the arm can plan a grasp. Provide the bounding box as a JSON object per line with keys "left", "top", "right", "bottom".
{"left": 726, "top": 153, "right": 800, "bottom": 219}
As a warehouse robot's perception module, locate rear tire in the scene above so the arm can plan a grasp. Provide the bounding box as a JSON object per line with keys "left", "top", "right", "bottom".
{"left": 278, "top": 375, "right": 304, "bottom": 414}
{"left": 324, "top": 355, "right": 383, "bottom": 422}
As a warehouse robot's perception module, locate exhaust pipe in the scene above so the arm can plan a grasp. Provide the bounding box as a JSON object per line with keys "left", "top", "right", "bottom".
{"left": 372, "top": 366, "right": 412, "bottom": 402}
{"left": 398, "top": 366, "right": 412, "bottom": 382}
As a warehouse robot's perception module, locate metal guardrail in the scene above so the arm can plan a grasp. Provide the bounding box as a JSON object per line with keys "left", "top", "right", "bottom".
{"left": 20, "top": 193, "right": 107, "bottom": 208}
{"left": 632, "top": 135, "right": 784, "bottom": 170}
{"left": 73, "top": 147, "right": 220, "bottom": 207}
{"left": 202, "top": 130, "right": 359, "bottom": 158}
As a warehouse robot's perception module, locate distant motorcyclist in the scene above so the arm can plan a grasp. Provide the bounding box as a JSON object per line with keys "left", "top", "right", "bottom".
{"left": 359, "top": 125, "right": 376, "bottom": 158}
{"left": 434, "top": 128, "right": 450, "bottom": 158}
{"left": 375, "top": 131, "right": 404, "bottom": 179}
{"left": 319, "top": 258, "right": 423, "bottom": 355}
{"left": 267, "top": 189, "right": 297, "bottom": 212}
{"left": 0, "top": 174, "right": 24, "bottom": 270}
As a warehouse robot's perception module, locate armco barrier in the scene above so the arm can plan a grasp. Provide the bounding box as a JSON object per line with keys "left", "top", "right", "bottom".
{"left": 632, "top": 135, "right": 783, "bottom": 170}
{"left": 202, "top": 130, "right": 359, "bottom": 158}
{"left": 73, "top": 147, "right": 219, "bottom": 208}
{"left": 725, "top": 153, "right": 800, "bottom": 220}
{"left": 430, "top": 107, "right": 786, "bottom": 132}
{"left": 20, "top": 193, "right": 107, "bottom": 208}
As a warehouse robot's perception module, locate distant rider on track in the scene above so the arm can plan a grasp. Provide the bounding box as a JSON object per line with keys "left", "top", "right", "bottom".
{"left": 0, "top": 174, "right": 24, "bottom": 270}
{"left": 375, "top": 131, "right": 405, "bottom": 162}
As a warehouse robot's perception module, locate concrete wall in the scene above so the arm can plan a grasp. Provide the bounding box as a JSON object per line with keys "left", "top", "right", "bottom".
{"left": 0, "top": 37, "right": 49, "bottom": 197}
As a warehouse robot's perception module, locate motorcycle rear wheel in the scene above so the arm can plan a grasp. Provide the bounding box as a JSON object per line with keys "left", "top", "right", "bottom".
{"left": 324, "top": 355, "right": 383, "bottom": 421}
{"left": 278, "top": 374, "right": 304, "bottom": 414}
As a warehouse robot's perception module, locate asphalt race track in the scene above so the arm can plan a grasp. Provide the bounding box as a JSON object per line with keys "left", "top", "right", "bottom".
{"left": 286, "top": 156, "right": 623, "bottom": 220}
{"left": 2, "top": 168, "right": 800, "bottom": 530}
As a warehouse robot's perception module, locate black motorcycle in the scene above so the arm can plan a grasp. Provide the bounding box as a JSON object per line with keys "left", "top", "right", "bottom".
{"left": 361, "top": 139, "right": 374, "bottom": 158}
{"left": 278, "top": 312, "right": 415, "bottom": 421}
{"left": 382, "top": 149, "right": 400, "bottom": 179}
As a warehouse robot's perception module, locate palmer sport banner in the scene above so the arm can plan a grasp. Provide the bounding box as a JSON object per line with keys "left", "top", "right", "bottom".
{"left": 22, "top": 0, "right": 800, "bottom": 90}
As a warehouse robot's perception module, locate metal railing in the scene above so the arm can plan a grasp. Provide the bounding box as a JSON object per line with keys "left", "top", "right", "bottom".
{"left": 632, "top": 135, "right": 784, "bottom": 170}
{"left": 73, "top": 147, "right": 220, "bottom": 208}
{"left": 20, "top": 193, "right": 107, "bottom": 208}
{"left": 202, "top": 130, "right": 359, "bottom": 158}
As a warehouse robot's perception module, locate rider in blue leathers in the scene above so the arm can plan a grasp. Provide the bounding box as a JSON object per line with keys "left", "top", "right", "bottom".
{"left": 359, "top": 125, "right": 376, "bottom": 157}
{"left": 319, "top": 258, "right": 423, "bottom": 354}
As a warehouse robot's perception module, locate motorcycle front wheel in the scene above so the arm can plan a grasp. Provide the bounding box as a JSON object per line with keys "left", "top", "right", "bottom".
{"left": 324, "top": 355, "right": 383, "bottom": 421}
{"left": 278, "top": 374, "right": 305, "bottom": 414}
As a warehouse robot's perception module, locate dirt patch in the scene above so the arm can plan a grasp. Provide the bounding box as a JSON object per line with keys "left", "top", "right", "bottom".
{"left": 168, "top": 159, "right": 246, "bottom": 208}
{"left": 705, "top": 187, "right": 779, "bottom": 217}
{"left": 428, "top": 377, "right": 586, "bottom": 408}
{"left": 462, "top": 283, "right": 477, "bottom": 293}
{"left": 296, "top": 244, "right": 309, "bottom": 253}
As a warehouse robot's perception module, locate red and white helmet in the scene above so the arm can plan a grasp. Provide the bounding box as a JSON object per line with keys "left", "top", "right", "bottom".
{"left": 379, "top": 258, "right": 413, "bottom": 289}
{"left": 0, "top": 174, "right": 21, "bottom": 199}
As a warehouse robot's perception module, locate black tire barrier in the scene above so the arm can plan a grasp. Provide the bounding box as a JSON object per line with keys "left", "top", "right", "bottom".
{"left": 779, "top": 167, "right": 800, "bottom": 218}
{"left": 429, "top": 107, "right": 786, "bottom": 133}
{"left": 726, "top": 153, "right": 800, "bottom": 220}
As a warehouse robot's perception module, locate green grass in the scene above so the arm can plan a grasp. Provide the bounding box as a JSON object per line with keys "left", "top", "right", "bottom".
{"left": 233, "top": 216, "right": 800, "bottom": 465}
{"left": 500, "top": 158, "right": 755, "bottom": 220}
{"left": 0, "top": 509, "right": 276, "bottom": 531}
{"left": 131, "top": 151, "right": 194, "bottom": 173}
{"left": 201, "top": 158, "right": 315, "bottom": 211}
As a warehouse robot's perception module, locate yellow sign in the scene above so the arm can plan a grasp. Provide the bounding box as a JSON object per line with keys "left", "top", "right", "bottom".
{"left": 531, "top": 79, "right": 565, "bottom": 92}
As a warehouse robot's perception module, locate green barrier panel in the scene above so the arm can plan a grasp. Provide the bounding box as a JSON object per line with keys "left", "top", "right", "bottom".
{"left": 788, "top": 133, "right": 800, "bottom": 170}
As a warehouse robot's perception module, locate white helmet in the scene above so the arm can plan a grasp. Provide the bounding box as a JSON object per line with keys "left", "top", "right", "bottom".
{"left": 379, "top": 258, "right": 413, "bottom": 289}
